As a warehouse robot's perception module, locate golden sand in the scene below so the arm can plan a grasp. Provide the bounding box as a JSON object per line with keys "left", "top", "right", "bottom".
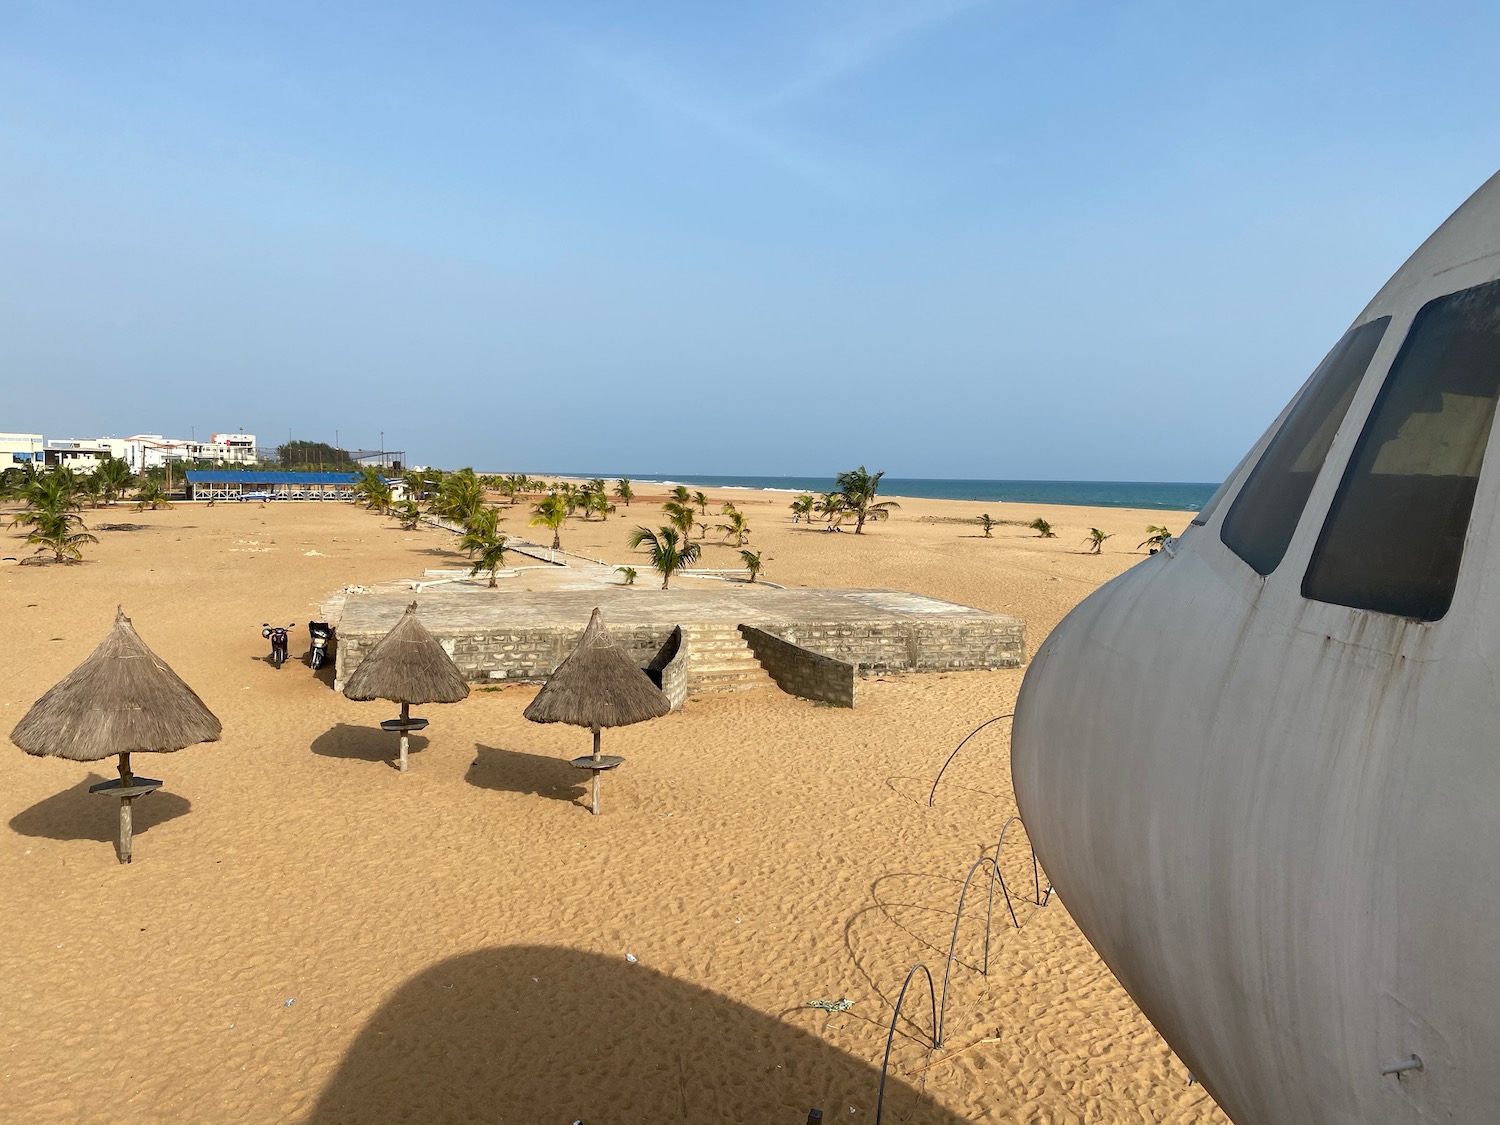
{"left": 1, "top": 485, "right": 1227, "bottom": 1123}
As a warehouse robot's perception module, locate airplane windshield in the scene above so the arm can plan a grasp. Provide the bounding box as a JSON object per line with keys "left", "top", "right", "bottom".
{"left": 1304, "top": 278, "right": 1500, "bottom": 620}
{"left": 1220, "top": 317, "right": 1390, "bottom": 575}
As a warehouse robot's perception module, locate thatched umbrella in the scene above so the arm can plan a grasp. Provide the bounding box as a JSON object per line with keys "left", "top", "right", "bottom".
{"left": 342, "top": 601, "right": 469, "bottom": 771}
{"left": 10, "top": 607, "right": 222, "bottom": 864}
{"left": 524, "top": 607, "right": 671, "bottom": 815}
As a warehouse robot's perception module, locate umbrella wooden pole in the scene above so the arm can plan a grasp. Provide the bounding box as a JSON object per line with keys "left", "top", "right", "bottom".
{"left": 398, "top": 702, "right": 410, "bottom": 772}
{"left": 118, "top": 751, "right": 134, "bottom": 865}
{"left": 591, "top": 726, "right": 602, "bottom": 815}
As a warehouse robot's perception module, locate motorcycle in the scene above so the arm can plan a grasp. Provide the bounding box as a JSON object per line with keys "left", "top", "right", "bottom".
{"left": 308, "top": 621, "right": 334, "bottom": 671}
{"left": 263, "top": 623, "right": 295, "bottom": 668}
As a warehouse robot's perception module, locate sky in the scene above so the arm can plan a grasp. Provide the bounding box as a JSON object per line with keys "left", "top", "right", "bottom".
{"left": 4, "top": 1, "right": 1500, "bottom": 481}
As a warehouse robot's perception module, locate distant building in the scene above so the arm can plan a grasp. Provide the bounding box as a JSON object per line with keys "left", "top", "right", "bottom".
{"left": 211, "top": 433, "right": 258, "bottom": 461}
{"left": 185, "top": 470, "right": 361, "bottom": 501}
{"left": 119, "top": 433, "right": 258, "bottom": 472}
{"left": 0, "top": 432, "right": 44, "bottom": 465}
{"left": 8, "top": 430, "right": 261, "bottom": 473}
{"left": 44, "top": 437, "right": 128, "bottom": 470}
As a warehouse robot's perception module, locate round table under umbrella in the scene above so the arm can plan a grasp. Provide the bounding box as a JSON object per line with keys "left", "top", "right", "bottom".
{"left": 10, "top": 607, "right": 222, "bottom": 864}
{"left": 523, "top": 607, "right": 671, "bottom": 815}
{"left": 342, "top": 601, "right": 469, "bottom": 771}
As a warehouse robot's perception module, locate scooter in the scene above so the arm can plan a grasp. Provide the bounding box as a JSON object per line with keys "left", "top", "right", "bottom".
{"left": 263, "top": 623, "right": 295, "bottom": 667}
{"left": 308, "top": 621, "right": 334, "bottom": 671}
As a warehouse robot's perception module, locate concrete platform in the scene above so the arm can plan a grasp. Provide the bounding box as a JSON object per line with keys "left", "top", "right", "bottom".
{"left": 333, "top": 582, "right": 1024, "bottom": 696}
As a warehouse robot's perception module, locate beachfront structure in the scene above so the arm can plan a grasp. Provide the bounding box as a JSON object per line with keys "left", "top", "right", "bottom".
{"left": 523, "top": 607, "right": 672, "bottom": 815}
{"left": 341, "top": 601, "right": 469, "bottom": 773}
{"left": 0, "top": 432, "right": 44, "bottom": 465}
{"left": 10, "top": 608, "right": 222, "bottom": 865}
{"left": 1012, "top": 171, "right": 1500, "bottom": 1123}
{"left": 185, "top": 470, "right": 361, "bottom": 501}
{"left": 334, "top": 582, "right": 1024, "bottom": 702}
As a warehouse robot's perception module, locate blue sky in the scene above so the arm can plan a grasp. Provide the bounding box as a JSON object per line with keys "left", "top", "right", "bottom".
{"left": 4, "top": 1, "right": 1499, "bottom": 480}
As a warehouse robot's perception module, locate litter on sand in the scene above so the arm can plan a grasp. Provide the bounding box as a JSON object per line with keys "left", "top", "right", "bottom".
{"left": 806, "top": 997, "right": 852, "bottom": 1012}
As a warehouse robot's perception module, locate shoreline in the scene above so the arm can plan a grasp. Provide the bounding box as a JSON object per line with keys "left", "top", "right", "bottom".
{"left": 508, "top": 473, "right": 1204, "bottom": 520}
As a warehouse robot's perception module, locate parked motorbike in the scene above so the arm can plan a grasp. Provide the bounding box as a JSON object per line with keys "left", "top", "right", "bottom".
{"left": 262, "top": 623, "right": 295, "bottom": 667}
{"left": 308, "top": 621, "right": 334, "bottom": 671}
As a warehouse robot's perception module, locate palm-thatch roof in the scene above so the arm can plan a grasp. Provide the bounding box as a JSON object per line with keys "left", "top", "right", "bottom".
{"left": 10, "top": 607, "right": 222, "bottom": 761}
{"left": 524, "top": 608, "right": 671, "bottom": 729}
{"left": 343, "top": 601, "right": 469, "bottom": 705}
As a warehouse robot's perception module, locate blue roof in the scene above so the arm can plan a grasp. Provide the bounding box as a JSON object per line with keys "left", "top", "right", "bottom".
{"left": 185, "top": 471, "right": 362, "bottom": 485}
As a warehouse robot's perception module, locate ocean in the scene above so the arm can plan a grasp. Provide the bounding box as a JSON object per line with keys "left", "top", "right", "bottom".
{"left": 582, "top": 475, "right": 1219, "bottom": 512}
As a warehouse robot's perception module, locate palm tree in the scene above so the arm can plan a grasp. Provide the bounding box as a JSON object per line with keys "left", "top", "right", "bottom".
{"left": 591, "top": 492, "right": 616, "bottom": 521}
{"left": 25, "top": 467, "right": 81, "bottom": 515}
{"left": 696, "top": 520, "right": 709, "bottom": 540}
{"left": 133, "top": 481, "right": 173, "bottom": 511}
{"left": 670, "top": 485, "right": 691, "bottom": 504}
{"left": 529, "top": 494, "right": 568, "bottom": 550}
{"left": 1084, "top": 528, "right": 1112, "bottom": 554}
{"left": 458, "top": 506, "right": 503, "bottom": 555}
{"left": 614, "top": 478, "right": 634, "bottom": 507}
{"left": 978, "top": 513, "right": 996, "bottom": 537}
{"left": 435, "top": 468, "right": 486, "bottom": 526}
{"left": 353, "top": 467, "right": 392, "bottom": 513}
{"left": 498, "top": 473, "right": 528, "bottom": 504}
{"left": 468, "top": 533, "right": 509, "bottom": 587}
{"left": 692, "top": 490, "right": 710, "bottom": 515}
{"left": 661, "top": 500, "right": 695, "bottom": 539}
{"left": 717, "top": 505, "right": 751, "bottom": 547}
{"left": 1029, "top": 517, "right": 1056, "bottom": 539}
{"left": 817, "top": 492, "right": 845, "bottom": 526}
{"left": 24, "top": 508, "right": 98, "bottom": 563}
{"left": 394, "top": 499, "right": 421, "bottom": 529}
{"left": 740, "top": 549, "right": 763, "bottom": 582}
{"left": 1139, "top": 525, "right": 1173, "bottom": 552}
{"left": 789, "top": 494, "right": 815, "bottom": 523}
{"left": 617, "top": 566, "right": 638, "bottom": 585}
{"left": 95, "top": 457, "right": 135, "bottom": 505}
{"left": 401, "top": 469, "right": 428, "bottom": 504}
{"left": 79, "top": 475, "right": 105, "bottom": 508}
{"left": 628, "top": 525, "right": 701, "bottom": 589}
{"left": 836, "top": 465, "right": 899, "bottom": 533}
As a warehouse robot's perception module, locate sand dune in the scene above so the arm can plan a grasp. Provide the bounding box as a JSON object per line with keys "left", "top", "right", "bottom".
{"left": 1, "top": 487, "right": 1227, "bottom": 1123}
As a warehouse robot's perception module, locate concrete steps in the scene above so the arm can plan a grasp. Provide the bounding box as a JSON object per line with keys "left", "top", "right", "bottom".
{"left": 680, "top": 623, "right": 778, "bottom": 695}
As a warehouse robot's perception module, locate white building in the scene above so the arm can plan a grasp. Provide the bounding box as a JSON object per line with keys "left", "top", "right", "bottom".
{"left": 0, "top": 432, "right": 44, "bottom": 466}
{"left": 211, "top": 433, "right": 257, "bottom": 461}
{"left": 119, "top": 433, "right": 258, "bottom": 471}
{"left": 44, "top": 436, "right": 128, "bottom": 471}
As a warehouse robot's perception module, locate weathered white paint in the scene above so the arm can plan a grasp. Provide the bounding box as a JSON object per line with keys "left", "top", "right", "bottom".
{"left": 1012, "top": 170, "right": 1500, "bottom": 1124}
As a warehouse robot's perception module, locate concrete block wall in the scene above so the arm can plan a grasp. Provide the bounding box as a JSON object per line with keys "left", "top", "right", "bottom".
{"left": 645, "top": 626, "right": 688, "bottom": 710}
{"left": 739, "top": 625, "right": 856, "bottom": 707}
{"left": 335, "top": 612, "right": 1023, "bottom": 694}
{"left": 335, "top": 623, "right": 679, "bottom": 691}
{"left": 765, "top": 619, "right": 1024, "bottom": 673}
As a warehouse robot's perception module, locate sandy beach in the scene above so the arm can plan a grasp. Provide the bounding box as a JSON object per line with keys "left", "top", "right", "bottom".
{"left": 1, "top": 484, "right": 1227, "bottom": 1123}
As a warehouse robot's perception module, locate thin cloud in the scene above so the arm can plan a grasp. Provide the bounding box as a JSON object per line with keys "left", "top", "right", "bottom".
{"left": 752, "top": 0, "right": 990, "bottom": 112}
{"left": 577, "top": 43, "right": 858, "bottom": 199}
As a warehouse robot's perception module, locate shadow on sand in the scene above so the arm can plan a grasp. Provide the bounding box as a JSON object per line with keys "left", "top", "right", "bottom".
{"left": 305, "top": 945, "right": 964, "bottom": 1124}
{"left": 9, "top": 771, "right": 191, "bottom": 844}
{"left": 311, "top": 723, "right": 429, "bottom": 767}
{"left": 466, "top": 744, "right": 587, "bottom": 804}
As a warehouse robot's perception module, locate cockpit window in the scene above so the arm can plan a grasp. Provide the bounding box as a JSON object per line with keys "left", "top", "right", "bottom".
{"left": 1220, "top": 318, "right": 1390, "bottom": 574}
{"left": 1303, "top": 280, "right": 1500, "bottom": 620}
{"left": 1191, "top": 447, "right": 1254, "bottom": 528}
